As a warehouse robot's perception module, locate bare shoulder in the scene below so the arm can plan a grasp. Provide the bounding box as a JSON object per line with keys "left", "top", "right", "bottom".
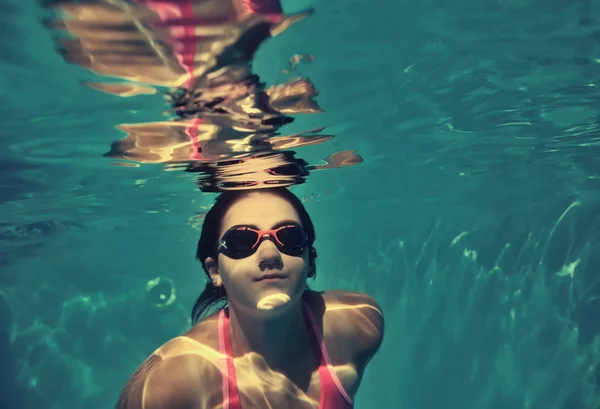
{"left": 320, "top": 290, "right": 385, "bottom": 368}
{"left": 322, "top": 289, "right": 384, "bottom": 329}
{"left": 116, "top": 331, "right": 222, "bottom": 409}
{"left": 322, "top": 290, "right": 383, "bottom": 309}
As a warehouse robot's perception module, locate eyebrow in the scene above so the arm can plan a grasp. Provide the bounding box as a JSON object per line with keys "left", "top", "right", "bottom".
{"left": 236, "top": 220, "right": 301, "bottom": 230}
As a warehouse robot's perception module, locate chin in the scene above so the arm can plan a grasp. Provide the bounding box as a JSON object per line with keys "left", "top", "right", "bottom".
{"left": 255, "top": 289, "right": 304, "bottom": 313}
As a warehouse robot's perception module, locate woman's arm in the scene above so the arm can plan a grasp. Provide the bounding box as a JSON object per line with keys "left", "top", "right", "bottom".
{"left": 116, "top": 342, "right": 208, "bottom": 409}
{"left": 326, "top": 291, "right": 385, "bottom": 371}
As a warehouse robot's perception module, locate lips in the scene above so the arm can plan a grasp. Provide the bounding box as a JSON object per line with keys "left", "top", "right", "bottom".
{"left": 257, "top": 273, "right": 286, "bottom": 281}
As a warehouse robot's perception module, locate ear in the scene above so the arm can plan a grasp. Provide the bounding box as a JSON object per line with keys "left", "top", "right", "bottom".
{"left": 205, "top": 257, "right": 221, "bottom": 285}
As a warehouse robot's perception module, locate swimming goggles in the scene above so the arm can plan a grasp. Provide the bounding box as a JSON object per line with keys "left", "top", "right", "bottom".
{"left": 217, "top": 224, "right": 308, "bottom": 259}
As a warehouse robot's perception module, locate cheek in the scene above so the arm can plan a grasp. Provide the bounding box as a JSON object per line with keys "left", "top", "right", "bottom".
{"left": 219, "top": 256, "right": 247, "bottom": 279}
{"left": 218, "top": 257, "right": 260, "bottom": 293}
{"left": 286, "top": 254, "right": 309, "bottom": 274}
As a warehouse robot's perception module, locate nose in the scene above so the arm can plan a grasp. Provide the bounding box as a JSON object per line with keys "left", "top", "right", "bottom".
{"left": 256, "top": 237, "right": 283, "bottom": 269}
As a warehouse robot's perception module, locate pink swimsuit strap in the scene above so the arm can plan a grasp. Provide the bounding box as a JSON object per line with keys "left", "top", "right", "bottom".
{"left": 218, "top": 301, "right": 354, "bottom": 409}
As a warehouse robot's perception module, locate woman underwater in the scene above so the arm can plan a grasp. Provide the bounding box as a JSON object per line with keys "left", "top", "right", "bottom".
{"left": 117, "top": 188, "right": 384, "bottom": 409}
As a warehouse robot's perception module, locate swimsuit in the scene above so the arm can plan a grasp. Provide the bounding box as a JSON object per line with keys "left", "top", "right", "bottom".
{"left": 217, "top": 302, "right": 354, "bottom": 409}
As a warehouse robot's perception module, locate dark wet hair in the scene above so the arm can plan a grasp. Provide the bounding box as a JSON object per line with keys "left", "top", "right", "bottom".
{"left": 191, "top": 188, "right": 318, "bottom": 324}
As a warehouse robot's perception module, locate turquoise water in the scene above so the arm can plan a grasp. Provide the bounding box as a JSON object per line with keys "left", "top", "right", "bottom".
{"left": 1, "top": 0, "right": 600, "bottom": 408}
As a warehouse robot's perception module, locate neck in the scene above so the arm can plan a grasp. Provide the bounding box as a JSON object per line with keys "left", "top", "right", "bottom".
{"left": 227, "top": 299, "right": 309, "bottom": 369}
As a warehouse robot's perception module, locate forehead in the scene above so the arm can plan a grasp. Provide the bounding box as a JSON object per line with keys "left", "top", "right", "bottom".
{"left": 221, "top": 192, "right": 301, "bottom": 231}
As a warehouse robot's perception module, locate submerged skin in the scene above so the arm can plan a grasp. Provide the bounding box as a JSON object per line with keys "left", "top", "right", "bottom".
{"left": 117, "top": 192, "right": 384, "bottom": 409}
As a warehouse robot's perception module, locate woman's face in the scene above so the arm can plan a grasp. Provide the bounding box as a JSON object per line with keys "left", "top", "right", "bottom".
{"left": 209, "top": 192, "right": 310, "bottom": 312}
